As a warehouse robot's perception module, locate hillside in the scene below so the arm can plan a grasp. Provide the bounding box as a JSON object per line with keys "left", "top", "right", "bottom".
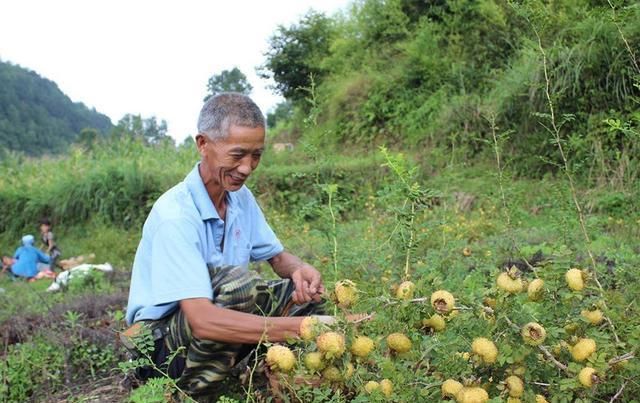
{"left": 0, "top": 60, "right": 112, "bottom": 156}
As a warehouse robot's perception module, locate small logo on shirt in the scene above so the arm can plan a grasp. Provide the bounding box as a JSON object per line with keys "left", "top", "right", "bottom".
{"left": 234, "top": 229, "right": 241, "bottom": 239}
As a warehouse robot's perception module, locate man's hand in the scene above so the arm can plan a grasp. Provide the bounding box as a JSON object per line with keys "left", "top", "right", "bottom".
{"left": 290, "top": 263, "right": 325, "bottom": 304}
{"left": 269, "top": 251, "right": 325, "bottom": 304}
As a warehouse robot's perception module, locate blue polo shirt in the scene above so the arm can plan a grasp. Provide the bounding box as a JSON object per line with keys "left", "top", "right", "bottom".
{"left": 126, "top": 163, "right": 284, "bottom": 325}
{"left": 12, "top": 245, "right": 50, "bottom": 278}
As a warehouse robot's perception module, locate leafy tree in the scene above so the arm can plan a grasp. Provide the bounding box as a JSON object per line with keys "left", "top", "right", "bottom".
{"left": 204, "top": 67, "right": 253, "bottom": 101}
{"left": 259, "top": 10, "right": 335, "bottom": 102}
{"left": 76, "top": 127, "right": 99, "bottom": 150}
{"left": 266, "top": 101, "right": 294, "bottom": 129}
{"left": 110, "top": 114, "right": 170, "bottom": 145}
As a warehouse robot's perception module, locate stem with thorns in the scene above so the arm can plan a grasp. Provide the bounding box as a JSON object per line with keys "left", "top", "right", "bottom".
{"left": 532, "top": 26, "right": 620, "bottom": 344}
{"left": 606, "top": 0, "right": 640, "bottom": 75}
{"left": 488, "top": 114, "right": 511, "bottom": 233}
{"left": 487, "top": 114, "right": 535, "bottom": 271}
{"left": 404, "top": 201, "right": 416, "bottom": 279}
{"left": 327, "top": 189, "right": 338, "bottom": 280}
{"left": 610, "top": 381, "right": 628, "bottom": 403}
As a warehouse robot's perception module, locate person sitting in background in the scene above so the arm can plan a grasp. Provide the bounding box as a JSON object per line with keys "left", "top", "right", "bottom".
{"left": 1, "top": 235, "right": 56, "bottom": 282}
{"left": 40, "top": 218, "right": 61, "bottom": 271}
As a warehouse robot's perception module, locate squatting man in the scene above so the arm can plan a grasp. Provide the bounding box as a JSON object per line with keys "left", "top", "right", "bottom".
{"left": 125, "top": 92, "right": 365, "bottom": 396}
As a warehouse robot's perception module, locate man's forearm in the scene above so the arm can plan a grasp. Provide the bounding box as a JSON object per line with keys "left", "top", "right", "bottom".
{"left": 269, "top": 251, "right": 303, "bottom": 279}
{"left": 180, "top": 298, "right": 302, "bottom": 344}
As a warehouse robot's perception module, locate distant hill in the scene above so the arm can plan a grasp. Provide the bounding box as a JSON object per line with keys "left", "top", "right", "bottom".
{"left": 0, "top": 60, "right": 113, "bottom": 155}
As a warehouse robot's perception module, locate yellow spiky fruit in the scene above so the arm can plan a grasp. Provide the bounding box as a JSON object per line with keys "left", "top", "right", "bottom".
{"left": 578, "top": 367, "right": 599, "bottom": 387}
{"left": 528, "top": 278, "right": 544, "bottom": 301}
{"left": 364, "top": 381, "right": 380, "bottom": 394}
{"left": 441, "top": 379, "right": 463, "bottom": 398}
{"left": 343, "top": 362, "right": 354, "bottom": 380}
{"left": 483, "top": 297, "right": 497, "bottom": 309}
{"left": 423, "top": 314, "right": 446, "bottom": 331}
{"left": 334, "top": 279, "right": 358, "bottom": 308}
{"left": 317, "top": 332, "right": 346, "bottom": 358}
{"left": 387, "top": 333, "right": 412, "bottom": 353}
{"left": 509, "top": 365, "right": 526, "bottom": 377}
{"left": 351, "top": 336, "right": 375, "bottom": 358}
{"left": 566, "top": 268, "right": 585, "bottom": 291}
{"left": 571, "top": 338, "right": 596, "bottom": 362}
{"left": 581, "top": 309, "right": 604, "bottom": 325}
{"left": 396, "top": 281, "right": 415, "bottom": 300}
{"left": 265, "top": 345, "right": 296, "bottom": 372}
{"left": 380, "top": 379, "right": 393, "bottom": 398}
{"left": 431, "top": 290, "right": 455, "bottom": 313}
{"left": 497, "top": 272, "right": 524, "bottom": 294}
{"left": 535, "top": 395, "right": 549, "bottom": 403}
{"left": 299, "top": 316, "right": 319, "bottom": 341}
{"left": 505, "top": 375, "right": 524, "bottom": 398}
{"left": 471, "top": 337, "right": 498, "bottom": 364}
{"left": 521, "top": 322, "right": 547, "bottom": 346}
{"left": 456, "top": 386, "right": 490, "bottom": 403}
{"left": 303, "top": 352, "right": 325, "bottom": 372}
{"left": 322, "top": 365, "right": 342, "bottom": 382}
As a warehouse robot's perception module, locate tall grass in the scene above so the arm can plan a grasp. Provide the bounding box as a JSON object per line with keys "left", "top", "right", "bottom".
{"left": 0, "top": 138, "right": 387, "bottom": 243}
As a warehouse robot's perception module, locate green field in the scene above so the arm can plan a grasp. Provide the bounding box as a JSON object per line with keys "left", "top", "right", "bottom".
{"left": 1, "top": 142, "right": 638, "bottom": 402}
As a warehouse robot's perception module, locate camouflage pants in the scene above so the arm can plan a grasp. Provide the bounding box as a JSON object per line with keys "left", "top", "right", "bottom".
{"left": 141, "top": 265, "right": 323, "bottom": 397}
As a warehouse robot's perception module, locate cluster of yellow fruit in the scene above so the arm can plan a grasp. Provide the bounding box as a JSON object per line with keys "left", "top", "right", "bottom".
{"left": 495, "top": 265, "right": 607, "bottom": 393}
{"left": 265, "top": 269, "right": 610, "bottom": 401}
{"left": 441, "top": 376, "right": 551, "bottom": 403}
{"left": 265, "top": 318, "right": 400, "bottom": 398}
{"left": 264, "top": 280, "right": 460, "bottom": 399}
{"left": 497, "top": 266, "right": 590, "bottom": 298}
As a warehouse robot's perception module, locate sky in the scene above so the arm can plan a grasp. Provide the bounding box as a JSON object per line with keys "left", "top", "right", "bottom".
{"left": 0, "top": 1, "right": 350, "bottom": 143}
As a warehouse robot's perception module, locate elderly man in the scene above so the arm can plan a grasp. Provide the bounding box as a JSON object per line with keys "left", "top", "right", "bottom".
{"left": 125, "top": 93, "right": 334, "bottom": 397}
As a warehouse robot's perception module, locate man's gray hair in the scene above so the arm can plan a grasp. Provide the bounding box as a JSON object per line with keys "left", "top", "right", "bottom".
{"left": 197, "top": 92, "right": 265, "bottom": 141}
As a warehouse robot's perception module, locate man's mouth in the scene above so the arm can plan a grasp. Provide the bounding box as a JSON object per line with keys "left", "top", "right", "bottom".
{"left": 228, "top": 174, "right": 246, "bottom": 185}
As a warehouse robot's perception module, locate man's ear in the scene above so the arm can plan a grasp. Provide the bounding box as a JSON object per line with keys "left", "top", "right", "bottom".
{"left": 195, "top": 134, "right": 207, "bottom": 154}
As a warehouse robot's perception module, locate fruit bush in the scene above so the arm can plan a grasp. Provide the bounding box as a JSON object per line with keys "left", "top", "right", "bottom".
{"left": 262, "top": 258, "right": 637, "bottom": 402}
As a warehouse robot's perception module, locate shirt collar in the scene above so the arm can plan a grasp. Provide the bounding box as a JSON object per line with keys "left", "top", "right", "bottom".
{"left": 184, "top": 163, "right": 241, "bottom": 224}
{"left": 185, "top": 163, "right": 219, "bottom": 221}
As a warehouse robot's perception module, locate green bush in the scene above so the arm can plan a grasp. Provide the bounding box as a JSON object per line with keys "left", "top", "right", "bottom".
{"left": 0, "top": 338, "right": 65, "bottom": 402}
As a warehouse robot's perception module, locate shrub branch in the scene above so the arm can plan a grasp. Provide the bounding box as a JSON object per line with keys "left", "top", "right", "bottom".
{"left": 531, "top": 25, "right": 621, "bottom": 345}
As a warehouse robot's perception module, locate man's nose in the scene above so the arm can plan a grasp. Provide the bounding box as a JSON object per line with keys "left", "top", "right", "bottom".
{"left": 236, "top": 157, "right": 255, "bottom": 175}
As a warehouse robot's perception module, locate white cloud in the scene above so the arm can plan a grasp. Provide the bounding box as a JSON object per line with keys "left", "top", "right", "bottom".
{"left": 0, "top": 0, "right": 349, "bottom": 143}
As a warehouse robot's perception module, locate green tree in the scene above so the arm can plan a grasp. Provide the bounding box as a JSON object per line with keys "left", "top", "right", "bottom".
{"left": 204, "top": 67, "right": 253, "bottom": 101}
{"left": 76, "top": 127, "right": 99, "bottom": 150}
{"left": 110, "top": 114, "right": 170, "bottom": 145}
{"left": 266, "top": 101, "right": 293, "bottom": 129}
{"left": 259, "top": 10, "right": 335, "bottom": 102}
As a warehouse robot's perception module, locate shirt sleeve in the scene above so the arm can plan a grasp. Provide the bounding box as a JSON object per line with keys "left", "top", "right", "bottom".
{"left": 37, "top": 248, "right": 51, "bottom": 264}
{"left": 149, "top": 219, "right": 213, "bottom": 305}
{"left": 247, "top": 193, "right": 284, "bottom": 262}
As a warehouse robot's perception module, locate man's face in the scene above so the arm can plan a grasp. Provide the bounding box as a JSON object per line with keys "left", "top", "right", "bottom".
{"left": 197, "top": 124, "right": 265, "bottom": 192}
